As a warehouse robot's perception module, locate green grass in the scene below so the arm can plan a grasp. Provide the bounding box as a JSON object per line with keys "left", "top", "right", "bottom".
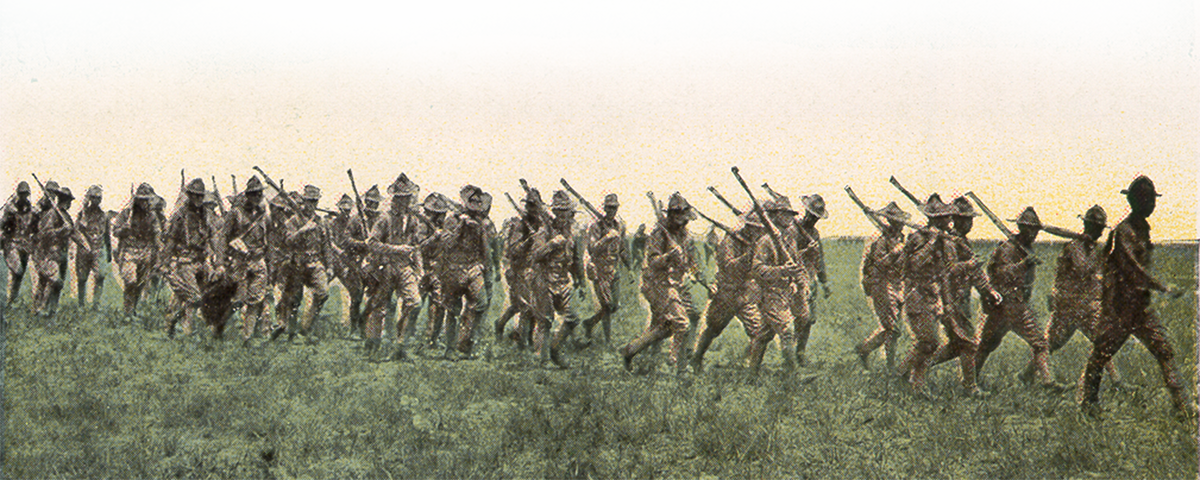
{"left": 3, "top": 239, "right": 1196, "bottom": 478}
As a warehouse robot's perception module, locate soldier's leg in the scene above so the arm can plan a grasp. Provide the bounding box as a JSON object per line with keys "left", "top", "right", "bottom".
{"left": 548, "top": 288, "right": 582, "bottom": 367}
{"left": 1131, "top": 313, "right": 1185, "bottom": 409}
{"left": 6, "top": 247, "right": 28, "bottom": 306}
{"left": 584, "top": 272, "right": 614, "bottom": 340}
{"left": 241, "top": 261, "right": 268, "bottom": 341}
{"left": 1009, "top": 307, "right": 1054, "bottom": 385}
{"left": 1079, "top": 326, "right": 1122, "bottom": 384}
{"left": 119, "top": 258, "right": 143, "bottom": 316}
{"left": 76, "top": 251, "right": 94, "bottom": 307}
{"left": 619, "top": 288, "right": 672, "bottom": 369}
{"left": 758, "top": 291, "right": 798, "bottom": 373}
{"left": 692, "top": 292, "right": 736, "bottom": 372}
{"left": 1078, "top": 323, "right": 1129, "bottom": 406}
{"left": 361, "top": 277, "right": 395, "bottom": 356}
{"left": 973, "top": 311, "right": 1010, "bottom": 384}
{"left": 300, "top": 264, "right": 329, "bottom": 335}
{"left": 494, "top": 267, "right": 521, "bottom": 340}
{"left": 858, "top": 284, "right": 899, "bottom": 369}
{"left": 792, "top": 281, "right": 814, "bottom": 365}
{"left": 456, "top": 265, "right": 487, "bottom": 355}
{"left": 390, "top": 266, "right": 422, "bottom": 359}
{"left": 165, "top": 263, "right": 202, "bottom": 338}
{"left": 442, "top": 295, "right": 463, "bottom": 357}
{"left": 897, "top": 306, "right": 939, "bottom": 390}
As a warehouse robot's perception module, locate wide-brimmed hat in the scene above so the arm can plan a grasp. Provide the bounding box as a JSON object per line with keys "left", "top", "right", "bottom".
{"left": 244, "top": 176, "right": 265, "bottom": 193}
{"left": 666, "top": 192, "right": 695, "bottom": 219}
{"left": 1079, "top": 205, "right": 1107, "bottom": 226}
{"left": 878, "top": 201, "right": 910, "bottom": 221}
{"left": 203, "top": 191, "right": 220, "bottom": 206}
{"left": 185, "top": 178, "right": 206, "bottom": 195}
{"left": 300, "top": 185, "right": 321, "bottom": 201}
{"left": 461, "top": 186, "right": 490, "bottom": 213}
{"left": 801, "top": 194, "right": 828, "bottom": 219}
{"left": 1008, "top": 206, "right": 1042, "bottom": 228}
{"left": 550, "top": 190, "right": 575, "bottom": 212}
{"left": 1120, "top": 175, "right": 1161, "bottom": 197}
{"left": 363, "top": 185, "right": 383, "bottom": 205}
{"left": 921, "top": 194, "right": 953, "bottom": 218}
{"left": 337, "top": 194, "right": 354, "bottom": 210}
{"left": 151, "top": 194, "right": 166, "bottom": 209}
{"left": 950, "top": 196, "right": 977, "bottom": 217}
{"left": 44, "top": 181, "right": 60, "bottom": 194}
{"left": 388, "top": 173, "right": 419, "bottom": 197}
{"left": 55, "top": 186, "right": 75, "bottom": 201}
{"left": 524, "top": 188, "right": 543, "bottom": 207}
{"left": 764, "top": 196, "right": 798, "bottom": 215}
{"left": 423, "top": 193, "right": 449, "bottom": 213}
{"left": 603, "top": 193, "right": 620, "bottom": 208}
{"left": 85, "top": 185, "right": 102, "bottom": 198}
{"left": 16, "top": 181, "right": 30, "bottom": 194}
{"left": 135, "top": 183, "right": 155, "bottom": 199}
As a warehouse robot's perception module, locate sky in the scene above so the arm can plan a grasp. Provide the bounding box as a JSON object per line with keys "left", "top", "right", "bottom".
{"left": 2, "top": 1, "right": 1196, "bottom": 239}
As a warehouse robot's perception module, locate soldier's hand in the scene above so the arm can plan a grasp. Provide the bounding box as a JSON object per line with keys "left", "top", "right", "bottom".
{"left": 782, "top": 262, "right": 803, "bottom": 276}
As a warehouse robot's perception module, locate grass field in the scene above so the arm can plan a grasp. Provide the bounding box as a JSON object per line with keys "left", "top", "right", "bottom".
{"left": 3, "top": 238, "right": 1197, "bottom": 478}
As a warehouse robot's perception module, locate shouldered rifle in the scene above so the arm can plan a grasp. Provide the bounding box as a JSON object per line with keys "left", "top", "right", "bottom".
{"left": 517, "top": 179, "right": 556, "bottom": 226}
{"left": 211, "top": 176, "right": 227, "bottom": 215}
{"left": 731, "top": 167, "right": 796, "bottom": 267}
{"left": 31, "top": 174, "right": 91, "bottom": 254}
{"left": 504, "top": 192, "right": 523, "bottom": 216}
{"left": 964, "top": 191, "right": 1040, "bottom": 263}
{"left": 889, "top": 176, "right": 923, "bottom": 208}
{"left": 1039, "top": 223, "right": 1091, "bottom": 243}
{"left": 761, "top": 182, "right": 784, "bottom": 202}
{"left": 346, "top": 169, "right": 368, "bottom": 240}
{"left": 692, "top": 207, "right": 751, "bottom": 245}
{"left": 559, "top": 179, "right": 604, "bottom": 220}
{"left": 647, "top": 191, "right": 714, "bottom": 295}
{"left": 707, "top": 186, "right": 743, "bottom": 216}
{"left": 231, "top": 175, "right": 238, "bottom": 195}
{"left": 252, "top": 166, "right": 303, "bottom": 213}
{"left": 843, "top": 186, "right": 887, "bottom": 234}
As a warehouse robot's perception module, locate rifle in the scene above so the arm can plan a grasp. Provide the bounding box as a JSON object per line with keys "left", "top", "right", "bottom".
{"left": 1035, "top": 223, "right": 1091, "bottom": 243}
{"left": 691, "top": 207, "right": 751, "bottom": 245}
{"left": 559, "top": 179, "right": 604, "bottom": 220}
{"left": 504, "top": 192, "right": 523, "bottom": 216}
{"left": 964, "top": 192, "right": 1040, "bottom": 263}
{"left": 31, "top": 173, "right": 90, "bottom": 254}
{"left": 347, "top": 169, "right": 368, "bottom": 240}
{"left": 252, "top": 166, "right": 302, "bottom": 213}
{"left": 889, "top": 176, "right": 923, "bottom": 208}
{"left": 730, "top": 167, "right": 797, "bottom": 268}
{"left": 647, "top": 191, "right": 714, "bottom": 296}
{"left": 761, "top": 182, "right": 784, "bottom": 202}
{"left": 231, "top": 175, "right": 238, "bottom": 195}
{"left": 843, "top": 186, "right": 887, "bottom": 234}
{"left": 707, "top": 186, "right": 743, "bottom": 216}
{"left": 517, "top": 179, "right": 556, "bottom": 226}
{"left": 211, "top": 176, "right": 227, "bottom": 215}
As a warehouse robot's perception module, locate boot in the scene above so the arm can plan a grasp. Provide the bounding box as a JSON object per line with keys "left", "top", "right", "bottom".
{"left": 548, "top": 321, "right": 577, "bottom": 369}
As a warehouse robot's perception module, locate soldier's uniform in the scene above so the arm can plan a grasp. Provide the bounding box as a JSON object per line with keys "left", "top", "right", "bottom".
{"left": 2, "top": 182, "right": 35, "bottom": 306}
{"left": 275, "top": 185, "right": 331, "bottom": 340}
{"left": 362, "top": 174, "right": 423, "bottom": 359}
{"left": 327, "top": 194, "right": 368, "bottom": 333}
{"left": 532, "top": 191, "right": 585, "bottom": 367}
{"left": 439, "top": 186, "right": 493, "bottom": 357}
{"left": 32, "top": 186, "right": 79, "bottom": 318}
{"left": 1039, "top": 205, "right": 1119, "bottom": 381}
{"left": 854, "top": 202, "right": 908, "bottom": 371}
{"left": 1080, "top": 176, "right": 1184, "bottom": 410}
{"left": 691, "top": 214, "right": 764, "bottom": 373}
{"left": 493, "top": 193, "right": 546, "bottom": 348}
{"left": 748, "top": 197, "right": 809, "bottom": 374}
{"left": 792, "top": 194, "right": 828, "bottom": 364}
{"left": 619, "top": 193, "right": 697, "bottom": 372}
{"left": 895, "top": 195, "right": 955, "bottom": 392}
{"left": 217, "top": 177, "right": 270, "bottom": 341}
{"left": 582, "top": 193, "right": 628, "bottom": 343}
{"left": 974, "top": 207, "right": 1055, "bottom": 388}
{"left": 112, "top": 184, "right": 162, "bottom": 317}
{"left": 416, "top": 194, "right": 448, "bottom": 349}
{"left": 163, "top": 179, "right": 215, "bottom": 337}
{"left": 266, "top": 193, "right": 295, "bottom": 332}
{"left": 74, "top": 185, "right": 111, "bottom": 309}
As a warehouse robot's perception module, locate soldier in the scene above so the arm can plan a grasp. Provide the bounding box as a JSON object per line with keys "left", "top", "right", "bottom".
{"left": 690, "top": 213, "right": 766, "bottom": 373}
{"left": 854, "top": 202, "right": 908, "bottom": 372}
{"left": 328, "top": 193, "right": 368, "bottom": 334}
{"left": 493, "top": 190, "right": 546, "bottom": 349}
{"left": 974, "top": 207, "right": 1059, "bottom": 390}
{"left": 629, "top": 223, "right": 648, "bottom": 273}
{"left": 162, "top": 179, "right": 215, "bottom": 338}
{"left": 792, "top": 194, "right": 830, "bottom": 366}
{"left": 217, "top": 176, "right": 270, "bottom": 343}
{"left": 74, "top": 185, "right": 112, "bottom": 309}
{"left": 926, "top": 196, "right": 1002, "bottom": 396}
{"left": 895, "top": 194, "right": 954, "bottom": 394}
{"left": 1031, "top": 205, "right": 1121, "bottom": 384}
{"left": 2, "top": 182, "right": 35, "bottom": 307}
{"left": 746, "top": 197, "right": 809, "bottom": 374}
{"left": 273, "top": 185, "right": 331, "bottom": 342}
{"left": 32, "top": 185, "right": 80, "bottom": 319}
{"left": 1079, "top": 176, "right": 1187, "bottom": 413}
{"left": 266, "top": 192, "right": 296, "bottom": 333}
{"left": 619, "top": 193, "right": 697, "bottom": 373}
{"left": 534, "top": 191, "right": 585, "bottom": 367}
{"left": 440, "top": 186, "right": 494, "bottom": 358}
{"left": 362, "top": 174, "right": 423, "bottom": 360}
{"left": 112, "top": 184, "right": 163, "bottom": 319}
{"left": 582, "top": 193, "right": 628, "bottom": 344}
{"left": 417, "top": 193, "right": 449, "bottom": 350}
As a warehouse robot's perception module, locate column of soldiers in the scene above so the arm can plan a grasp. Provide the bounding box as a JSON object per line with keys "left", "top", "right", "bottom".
{"left": 0, "top": 172, "right": 1189, "bottom": 415}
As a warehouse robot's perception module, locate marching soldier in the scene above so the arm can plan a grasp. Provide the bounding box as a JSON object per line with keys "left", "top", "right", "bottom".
{"left": 619, "top": 193, "right": 696, "bottom": 373}
{"left": 2, "top": 182, "right": 35, "bottom": 307}
{"left": 266, "top": 192, "right": 295, "bottom": 333}
{"left": 793, "top": 194, "right": 830, "bottom": 365}
{"left": 216, "top": 176, "right": 271, "bottom": 343}
{"left": 926, "top": 197, "right": 1002, "bottom": 396}
{"left": 629, "top": 223, "right": 648, "bottom": 273}
{"left": 112, "top": 184, "right": 163, "bottom": 319}
{"left": 32, "top": 185, "right": 80, "bottom": 319}
{"left": 895, "top": 194, "right": 955, "bottom": 394}
{"left": 74, "top": 185, "right": 112, "bottom": 309}
{"left": 274, "top": 185, "right": 331, "bottom": 342}
{"left": 1079, "top": 176, "right": 1187, "bottom": 413}
{"left": 535, "top": 191, "right": 585, "bottom": 367}
{"left": 747, "top": 197, "right": 809, "bottom": 374}
{"left": 1034, "top": 205, "right": 1120, "bottom": 383}
{"left": 854, "top": 202, "right": 908, "bottom": 372}
{"left": 440, "top": 186, "right": 493, "bottom": 358}
{"left": 493, "top": 190, "right": 546, "bottom": 349}
{"left": 690, "top": 213, "right": 766, "bottom": 373}
{"left": 582, "top": 193, "right": 628, "bottom": 344}
{"left": 362, "top": 174, "right": 423, "bottom": 360}
{"left": 974, "top": 206, "right": 1059, "bottom": 390}
{"left": 328, "top": 194, "right": 368, "bottom": 334}
{"left": 163, "top": 178, "right": 215, "bottom": 338}
{"left": 417, "top": 193, "right": 449, "bottom": 350}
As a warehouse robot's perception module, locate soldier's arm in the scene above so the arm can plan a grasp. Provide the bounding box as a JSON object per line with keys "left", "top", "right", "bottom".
{"left": 645, "top": 229, "right": 677, "bottom": 271}
{"left": 1113, "top": 226, "right": 1167, "bottom": 292}
{"left": 1061, "top": 240, "right": 1089, "bottom": 277}
{"left": 752, "top": 237, "right": 792, "bottom": 282}
{"left": 992, "top": 242, "right": 1034, "bottom": 281}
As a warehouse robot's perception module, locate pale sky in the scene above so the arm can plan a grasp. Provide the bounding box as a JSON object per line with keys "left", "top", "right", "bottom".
{"left": 2, "top": 1, "right": 1196, "bottom": 239}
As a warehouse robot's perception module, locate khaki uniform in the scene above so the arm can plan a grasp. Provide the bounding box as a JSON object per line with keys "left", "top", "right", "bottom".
{"left": 582, "top": 216, "right": 626, "bottom": 341}
{"left": 112, "top": 206, "right": 162, "bottom": 315}
{"left": 2, "top": 198, "right": 35, "bottom": 305}
{"left": 692, "top": 230, "right": 762, "bottom": 370}
{"left": 793, "top": 222, "right": 825, "bottom": 351}
{"left": 74, "top": 206, "right": 110, "bottom": 307}
{"left": 975, "top": 240, "right": 1053, "bottom": 385}
{"left": 416, "top": 217, "right": 446, "bottom": 346}
{"left": 928, "top": 236, "right": 995, "bottom": 390}
{"left": 328, "top": 211, "right": 370, "bottom": 331}
{"left": 363, "top": 212, "right": 423, "bottom": 342}
{"left": 278, "top": 211, "right": 331, "bottom": 335}
{"left": 895, "top": 229, "right": 950, "bottom": 390}
{"left": 1079, "top": 216, "right": 1182, "bottom": 406}
{"left": 440, "top": 213, "right": 492, "bottom": 354}
{"left": 855, "top": 230, "right": 905, "bottom": 369}
{"left": 219, "top": 203, "right": 270, "bottom": 339}
{"left": 163, "top": 204, "right": 215, "bottom": 336}
{"left": 1047, "top": 238, "right": 1105, "bottom": 352}
{"left": 495, "top": 215, "right": 540, "bottom": 347}
{"left": 266, "top": 211, "right": 294, "bottom": 327}
{"left": 749, "top": 229, "right": 806, "bottom": 370}
{"left": 620, "top": 223, "right": 695, "bottom": 369}
{"left": 32, "top": 208, "right": 73, "bottom": 316}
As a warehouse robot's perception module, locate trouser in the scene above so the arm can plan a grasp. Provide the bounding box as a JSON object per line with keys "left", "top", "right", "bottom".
{"left": 1042, "top": 296, "right": 1119, "bottom": 380}
{"left": 538, "top": 272, "right": 580, "bottom": 362}
{"left": 897, "top": 283, "right": 941, "bottom": 390}
{"left": 1079, "top": 305, "right": 1182, "bottom": 407}
{"left": 495, "top": 266, "right": 533, "bottom": 347}
{"left": 75, "top": 250, "right": 106, "bottom": 308}
{"left": 233, "top": 257, "right": 270, "bottom": 340}
{"left": 420, "top": 269, "right": 445, "bottom": 346}
{"left": 118, "top": 249, "right": 155, "bottom": 316}
{"left": 975, "top": 299, "right": 1053, "bottom": 386}
{"left": 929, "top": 303, "right": 979, "bottom": 390}
{"left": 693, "top": 283, "right": 761, "bottom": 370}
{"left": 277, "top": 261, "right": 329, "bottom": 335}
{"left": 442, "top": 263, "right": 486, "bottom": 355}
{"left": 747, "top": 286, "right": 798, "bottom": 373}
{"left": 363, "top": 264, "right": 421, "bottom": 345}
{"left": 583, "top": 265, "right": 619, "bottom": 342}
{"left": 622, "top": 281, "right": 691, "bottom": 370}
{"left": 166, "top": 260, "right": 206, "bottom": 336}
{"left": 857, "top": 281, "right": 902, "bottom": 369}
{"left": 33, "top": 248, "right": 68, "bottom": 317}
{"left": 792, "top": 279, "right": 814, "bottom": 355}
{"left": 335, "top": 258, "right": 366, "bottom": 333}
{"left": 5, "top": 245, "right": 30, "bottom": 306}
